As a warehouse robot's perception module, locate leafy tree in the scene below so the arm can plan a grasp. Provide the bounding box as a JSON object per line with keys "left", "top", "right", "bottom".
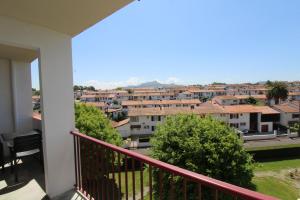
{"left": 73, "top": 85, "right": 96, "bottom": 91}
{"left": 266, "top": 81, "right": 288, "bottom": 104}
{"left": 211, "top": 82, "right": 226, "bottom": 85}
{"left": 151, "top": 114, "right": 254, "bottom": 199}
{"left": 290, "top": 123, "right": 300, "bottom": 136}
{"left": 73, "top": 85, "right": 80, "bottom": 91}
{"left": 75, "top": 103, "right": 122, "bottom": 146}
{"left": 246, "top": 96, "right": 257, "bottom": 105}
{"left": 127, "top": 89, "right": 134, "bottom": 94}
{"left": 87, "top": 86, "right": 96, "bottom": 91}
{"left": 32, "top": 88, "right": 40, "bottom": 96}
{"left": 265, "top": 80, "right": 272, "bottom": 87}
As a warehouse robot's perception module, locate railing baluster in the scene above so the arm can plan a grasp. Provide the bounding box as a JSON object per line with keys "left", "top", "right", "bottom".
{"left": 140, "top": 162, "right": 144, "bottom": 200}
{"left": 73, "top": 135, "right": 78, "bottom": 189}
{"left": 132, "top": 159, "right": 136, "bottom": 200}
{"left": 159, "top": 170, "right": 163, "bottom": 200}
{"left": 100, "top": 146, "right": 105, "bottom": 200}
{"left": 149, "top": 165, "right": 152, "bottom": 200}
{"left": 91, "top": 142, "right": 95, "bottom": 200}
{"left": 77, "top": 137, "right": 82, "bottom": 191}
{"left": 87, "top": 140, "right": 92, "bottom": 199}
{"left": 197, "top": 183, "right": 202, "bottom": 200}
{"left": 96, "top": 145, "right": 101, "bottom": 200}
{"left": 215, "top": 189, "right": 219, "bottom": 200}
{"left": 117, "top": 153, "right": 122, "bottom": 200}
{"left": 170, "top": 174, "right": 175, "bottom": 200}
{"left": 125, "top": 155, "right": 129, "bottom": 200}
{"left": 111, "top": 151, "right": 115, "bottom": 200}
{"left": 105, "top": 148, "right": 110, "bottom": 200}
{"left": 183, "top": 178, "right": 187, "bottom": 200}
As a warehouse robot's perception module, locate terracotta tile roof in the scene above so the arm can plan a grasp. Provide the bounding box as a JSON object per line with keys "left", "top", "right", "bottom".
{"left": 111, "top": 118, "right": 130, "bottom": 128}
{"left": 234, "top": 95, "right": 267, "bottom": 100}
{"left": 188, "top": 89, "right": 226, "bottom": 93}
{"left": 219, "top": 105, "right": 279, "bottom": 114}
{"left": 273, "top": 101, "right": 300, "bottom": 113}
{"left": 130, "top": 92, "right": 175, "bottom": 97}
{"left": 289, "top": 92, "right": 300, "bottom": 96}
{"left": 32, "top": 112, "right": 42, "bottom": 120}
{"left": 85, "top": 102, "right": 106, "bottom": 107}
{"left": 128, "top": 102, "right": 223, "bottom": 116}
{"left": 81, "top": 95, "right": 97, "bottom": 99}
{"left": 214, "top": 96, "right": 238, "bottom": 100}
{"left": 122, "top": 99, "right": 201, "bottom": 106}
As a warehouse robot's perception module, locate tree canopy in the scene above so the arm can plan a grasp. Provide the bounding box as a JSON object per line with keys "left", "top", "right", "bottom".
{"left": 266, "top": 81, "right": 288, "bottom": 104}
{"left": 75, "top": 103, "right": 122, "bottom": 146}
{"left": 151, "top": 114, "right": 254, "bottom": 199}
{"left": 246, "top": 96, "right": 257, "bottom": 105}
{"left": 74, "top": 85, "right": 96, "bottom": 91}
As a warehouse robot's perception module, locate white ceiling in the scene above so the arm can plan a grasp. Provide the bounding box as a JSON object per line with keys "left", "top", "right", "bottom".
{"left": 0, "top": 0, "right": 133, "bottom": 36}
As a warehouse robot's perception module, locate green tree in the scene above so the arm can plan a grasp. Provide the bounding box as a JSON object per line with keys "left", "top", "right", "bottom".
{"left": 151, "top": 114, "right": 254, "bottom": 199}
{"left": 75, "top": 103, "right": 122, "bottom": 146}
{"left": 247, "top": 96, "right": 257, "bottom": 105}
{"left": 267, "top": 81, "right": 289, "bottom": 104}
{"left": 73, "top": 85, "right": 80, "bottom": 91}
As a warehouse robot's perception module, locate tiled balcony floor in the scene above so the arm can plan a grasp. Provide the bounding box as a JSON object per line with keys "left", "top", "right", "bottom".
{"left": 0, "top": 157, "right": 46, "bottom": 200}
{"left": 0, "top": 157, "right": 85, "bottom": 200}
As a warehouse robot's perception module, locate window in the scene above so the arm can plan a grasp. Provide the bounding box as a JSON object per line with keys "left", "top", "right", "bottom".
{"left": 230, "top": 114, "right": 239, "bottom": 119}
{"left": 151, "top": 126, "right": 156, "bottom": 131}
{"left": 240, "top": 114, "right": 243, "bottom": 117}
{"left": 130, "top": 116, "right": 139, "bottom": 122}
{"left": 240, "top": 122, "right": 246, "bottom": 126}
{"left": 130, "top": 125, "right": 141, "bottom": 129}
{"left": 230, "top": 123, "right": 239, "bottom": 128}
{"left": 144, "top": 125, "right": 149, "bottom": 129}
{"left": 292, "top": 114, "right": 300, "bottom": 119}
{"left": 220, "top": 114, "right": 226, "bottom": 117}
{"left": 139, "top": 138, "right": 150, "bottom": 143}
{"left": 151, "top": 116, "right": 161, "bottom": 121}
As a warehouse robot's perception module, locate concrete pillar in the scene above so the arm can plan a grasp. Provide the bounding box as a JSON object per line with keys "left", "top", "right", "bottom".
{"left": 0, "top": 58, "right": 14, "bottom": 133}
{"left": 39, "top": 38, "right": 75, "bottom": 198}
{"left": 11, "top": 60, "right": 33, "bottom": 134}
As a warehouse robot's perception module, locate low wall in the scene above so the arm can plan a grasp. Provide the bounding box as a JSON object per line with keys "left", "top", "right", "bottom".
{"left": 248, "top": 147, "right": 300, "bottom": 161}
{"left": 243, "top": 133, "right": 276, "bottom": 141}
{"left": 32, "top": 113, "right": 42, "bottom": 131}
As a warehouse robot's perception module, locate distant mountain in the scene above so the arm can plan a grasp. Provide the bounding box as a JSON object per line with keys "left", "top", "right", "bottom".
{"left": 125, "top": 81, "right": 182, "bottom": 89}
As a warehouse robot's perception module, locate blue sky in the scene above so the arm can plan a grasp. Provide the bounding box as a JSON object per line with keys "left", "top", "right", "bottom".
{"left": 31, "top": 0, "right": 300, "bottom": 89}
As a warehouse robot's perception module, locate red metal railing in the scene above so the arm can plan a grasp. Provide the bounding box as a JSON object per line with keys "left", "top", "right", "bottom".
{"left": 71, "top": 131, "right": 278, "bottom": 200}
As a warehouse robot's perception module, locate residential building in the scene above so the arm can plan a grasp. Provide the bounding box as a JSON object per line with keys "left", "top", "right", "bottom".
{"left": 122, "top": 99, "right": 201, "bottom": 110}
{"left": 119, "top": 102, "right": 280, "bottom": 147}
{"left": 273, "top": 101, "right": 300, "bottom": 127}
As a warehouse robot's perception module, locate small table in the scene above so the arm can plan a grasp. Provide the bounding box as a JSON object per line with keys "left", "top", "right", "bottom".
{"left": 1, "top": 131, "right": 41, "bottom": 148}
{"left": 0, "top": 131, "right": 41, "bottom": 171}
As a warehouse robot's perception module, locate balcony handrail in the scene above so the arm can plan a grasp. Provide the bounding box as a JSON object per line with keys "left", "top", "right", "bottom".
{"left": 71, "top": 131, "right": 278, "bottom": 200}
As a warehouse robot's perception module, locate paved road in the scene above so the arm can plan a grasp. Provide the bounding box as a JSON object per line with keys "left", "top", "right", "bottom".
{"left": 244, "top": 136, "right": 300, "bottom": 149}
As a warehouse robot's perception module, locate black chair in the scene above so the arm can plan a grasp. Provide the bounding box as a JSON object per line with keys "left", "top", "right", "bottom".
{"left": 10, "top": 134, "right": 43, "bottom": 182}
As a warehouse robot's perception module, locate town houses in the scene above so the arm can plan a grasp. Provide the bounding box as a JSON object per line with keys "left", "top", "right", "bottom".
{"left": 74, "top": 81, "right": 300, "bottom": 148}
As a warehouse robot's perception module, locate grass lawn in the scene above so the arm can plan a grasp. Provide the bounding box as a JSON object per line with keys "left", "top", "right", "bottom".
{"left": 253, "top": 177, "right": 299, "bottom": 200}
{"left": 113, "top": 158, "right": 300, "bottom": 199}
{"left": 254, "top": 158, "right": 300, "bottom": 171}
{"left": 116, "top": 168, "right": 149, "bottom": 198}
{"left": 253, "top": 158, "right": 300, "bottom": 200}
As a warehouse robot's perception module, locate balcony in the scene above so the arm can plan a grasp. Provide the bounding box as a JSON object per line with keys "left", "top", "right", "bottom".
{"left": 71, "top": 131, "right": 278, "bottom": 200}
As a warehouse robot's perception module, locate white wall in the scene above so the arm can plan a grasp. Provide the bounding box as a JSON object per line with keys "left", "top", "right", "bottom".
{"left": 11, "top": 60, "right": 33, "bottom": 133}
{"left": 0, "top": 58, "right": 14, "bottom": 133}
{"left": 0, "top": 17, "right": 75, "bottom": 198}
